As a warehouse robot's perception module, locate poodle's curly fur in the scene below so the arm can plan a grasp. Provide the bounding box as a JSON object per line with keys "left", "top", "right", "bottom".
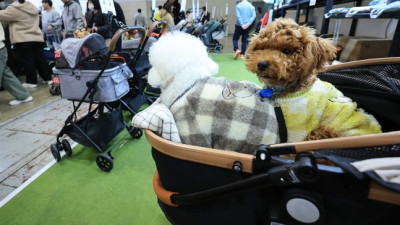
{"left": 148, "top": 31, "right": 219, "bottom": 107}
{"left": 245, "top": 18, "right": 382, "bottom": 140}
{"left": 245, "top": 18, "right": 337, "bottom": 95}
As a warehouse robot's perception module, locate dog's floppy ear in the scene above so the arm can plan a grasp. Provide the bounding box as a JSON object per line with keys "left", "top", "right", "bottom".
{"left": 246, "top": 33, "right": 262, "bottom": 54}
{"left": 313, "top": 37, "right": 337, "bottom": 71}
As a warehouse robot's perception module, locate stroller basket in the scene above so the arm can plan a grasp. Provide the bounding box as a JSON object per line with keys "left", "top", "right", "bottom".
{"left": 63, "top": 105, "right": 125, "bottom": 149}
{"left": 147, "top": 58, "right": 400, "bottom": 225}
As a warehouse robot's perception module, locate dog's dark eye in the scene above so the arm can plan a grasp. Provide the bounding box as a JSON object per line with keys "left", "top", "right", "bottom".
{"left": 281, "top": 49, "right": 293, "bottom": 55}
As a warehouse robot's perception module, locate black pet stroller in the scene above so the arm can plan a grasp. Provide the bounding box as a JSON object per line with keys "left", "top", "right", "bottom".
{"left": 146, "top": 57, "right": 400, "bottom": 225}
{"left": 50, "top": 28, "right": 149, "bottom": 172}
{"left": 114, "top": 22, "right": 164, "bottom": 107}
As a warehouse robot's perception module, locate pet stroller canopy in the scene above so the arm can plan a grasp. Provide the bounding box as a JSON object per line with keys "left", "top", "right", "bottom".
{"left": 60, "top": 33, "right": 108, "bottom": 69}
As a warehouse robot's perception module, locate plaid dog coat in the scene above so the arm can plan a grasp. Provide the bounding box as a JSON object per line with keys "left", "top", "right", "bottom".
{"left": 168, "top": 77, "right": 280, "bottom": 154}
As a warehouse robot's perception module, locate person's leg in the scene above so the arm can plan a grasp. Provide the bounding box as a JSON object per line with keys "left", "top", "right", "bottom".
{"left": 16, "top": 47, "right": 38, "bottom": 85}
{"left": 232, "top": 25, "right": 242, "bottom": 52}
{"left": 241, "top": 27, "right": 251, "bottom": 54}
{"left": 0, "top": 47, "right": 30, "bottom": 100}
{"left": 46, "top": 35, "right": 55, "bottom": 49}
{"left": 33, "top": 43, "right": 52, "bottom": 82}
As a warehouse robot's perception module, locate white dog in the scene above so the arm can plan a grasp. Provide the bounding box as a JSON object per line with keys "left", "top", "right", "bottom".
{"left": 147, "top": 32, "right": 280, "bottom": 154}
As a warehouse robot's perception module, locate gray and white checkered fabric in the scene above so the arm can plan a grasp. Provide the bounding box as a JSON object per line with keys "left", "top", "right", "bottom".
{"left": 170, "top": 77, "right": 280, "bottom": 154}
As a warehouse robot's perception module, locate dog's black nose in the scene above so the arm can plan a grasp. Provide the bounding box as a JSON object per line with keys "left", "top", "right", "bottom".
{"left": 257, "top": 61, "right": 269, "bottom": 71}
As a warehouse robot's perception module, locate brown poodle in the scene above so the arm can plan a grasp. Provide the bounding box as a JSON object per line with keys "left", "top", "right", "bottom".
{"left": 245, "top": 18, "right": 381, "bottom": 141}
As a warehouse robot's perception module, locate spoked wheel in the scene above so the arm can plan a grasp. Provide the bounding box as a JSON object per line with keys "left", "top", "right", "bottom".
{"left": 62, "top": 139, "right": 72, "bottom": 156}
{"left": 96, "top": 153, "right": 114, "bottom": 172}
{"left": 129, "top": 127, "right": 143, "bottom": 139}
{"left": 50, "top": 144, "right": 61, "bottom": 162}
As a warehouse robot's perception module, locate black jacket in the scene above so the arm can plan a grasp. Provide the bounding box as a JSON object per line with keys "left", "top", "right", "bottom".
{"left": 87, "top": 11, "right": 112, "bottom": 39}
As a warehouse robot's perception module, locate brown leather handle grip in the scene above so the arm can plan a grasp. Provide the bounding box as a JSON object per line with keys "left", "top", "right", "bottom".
{"left": 147, "top": 21, "right": 167, "bottom": 38}
{"left": 153, "top": 170, "right": 179, "bottom": 207}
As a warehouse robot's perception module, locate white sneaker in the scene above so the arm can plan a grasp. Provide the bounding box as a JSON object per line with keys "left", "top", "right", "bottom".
{"left": 9, "top": 96, "right": 33, "bottom": 106}
{"left": 41, "top": 80, "right": 53, "bottom": 85}
{"left": 22, "top": 83, "right": 38, "bottom": 88}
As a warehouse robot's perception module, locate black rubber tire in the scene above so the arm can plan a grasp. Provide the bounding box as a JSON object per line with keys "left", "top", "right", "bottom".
{"left": 50, "top": 144, "right": 61, "bottom": 162}
{"left": 129, "top": 127, "right": 143, "bottom": 139}
{"left": 96, "top": 153, "right": 114, "bottom": 172}
{"left": 62, "top": 139, "right": 72, "bottom": 156}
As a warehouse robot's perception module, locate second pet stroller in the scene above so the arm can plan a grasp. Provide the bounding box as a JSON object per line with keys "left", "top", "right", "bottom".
{"left": 198, "top": 19, "right": 226, "bottom": 53}
{"left": 50, "top": 31, "right": 146, "bottom": 172}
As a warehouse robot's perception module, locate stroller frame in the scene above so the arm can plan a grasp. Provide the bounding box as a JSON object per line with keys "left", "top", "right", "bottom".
{"left": 199, "top": 19, "right": 226, "bottom": 53}
{"left": 147, "top": 57, "right": 400, "bottom": 224}
{"left": 50, "top": 26, "right": 151, "bottom": 172}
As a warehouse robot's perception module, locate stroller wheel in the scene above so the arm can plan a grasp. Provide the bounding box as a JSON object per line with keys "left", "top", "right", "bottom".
{"left": 214, "top": 45, "right": 222, "bottom": 53}
{"left": 129, "top": 127, "right": 143, "bottom": 139}
{"left": 49, "top": 85, "right": 61, "bottom": 96}
{"left": 96, "top": 153, "right": 114, "bottom": 172}
{"left": 62, "top": 139, "right": 72, "bottom": 156}
{"left": 50, "top": 144, "right": 61, "bottom": 162}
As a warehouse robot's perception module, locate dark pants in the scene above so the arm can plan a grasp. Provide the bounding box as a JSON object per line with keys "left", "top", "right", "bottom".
{"left": 232, "top": 25, "right": 251, "bottom": 53}
{"left": 14, "top": 42, "right": 52, "bottom": 84}
{"left": 0, "top": 46, "right": 30, "bottom": 100}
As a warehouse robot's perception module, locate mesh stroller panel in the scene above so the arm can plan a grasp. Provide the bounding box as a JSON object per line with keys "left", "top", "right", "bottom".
{"left": 318, "top": 62, "right": 400, "bottom": 132}
{"left": 60, "top": 33, "right": 109, "bottom": 69}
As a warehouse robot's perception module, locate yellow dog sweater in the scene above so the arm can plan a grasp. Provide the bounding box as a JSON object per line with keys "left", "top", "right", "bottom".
{"left": 275, "top": 79, "right": 382, "bottom": 142}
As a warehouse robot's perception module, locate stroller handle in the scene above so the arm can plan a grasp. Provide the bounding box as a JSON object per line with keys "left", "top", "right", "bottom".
{"left": 147, "top": 21, "right": 167, "bottom": 38}
{"left": 109, "top": 26, "right": 146, "bottom": 52}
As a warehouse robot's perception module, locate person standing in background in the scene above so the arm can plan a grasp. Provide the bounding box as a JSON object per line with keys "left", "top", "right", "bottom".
{"left": 133, "top": 8, "right": 146, "bottom": 28}
{"left": 41, "top": 0, "right": 62, "bottom": 49}
{"left": 0, "top": 0, "right": 53, "bottom": 88}
{"left": 199, "top": 6, "right": 209, "bottom": 25}
{"left": 111, "top": 0, "right": 125, "bottom": 50}
{"left": 61, "top": 0, "right": 84, "bottom": 38}
{"left": 255, "top": 6, "right": 263, "bottom": 33}
{"left": 172, "top": 0, "right": 181, "bottom": 25}
{"left": 159, "top": 3, "right": 174, "bottom": 31}
{"left": 154, "top": 5, "right": 162, "bottom": 21}
{"left": 86, "top": 0, "right": 112, "bottom": 45}
{"left": 232, "top": 0, "right": 255, "bottom": 60}
{"left": 0, "top": 21, "right": 33, "bottom": 105}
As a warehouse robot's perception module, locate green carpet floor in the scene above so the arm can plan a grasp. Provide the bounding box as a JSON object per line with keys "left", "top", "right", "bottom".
{"left": 0, "top": 53, "right": 260, "bottom": 225}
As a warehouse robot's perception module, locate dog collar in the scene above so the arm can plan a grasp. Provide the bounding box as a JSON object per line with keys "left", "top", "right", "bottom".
{"left": 259, "top": 81, "right": 297, "bottom": 99}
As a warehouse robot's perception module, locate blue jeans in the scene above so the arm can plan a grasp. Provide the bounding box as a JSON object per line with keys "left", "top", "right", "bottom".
{"left": 232, "top": 25, "right": 251, "bottom": 53}
{"left": 46, "top": 35, "right": 55, "bottom": 49}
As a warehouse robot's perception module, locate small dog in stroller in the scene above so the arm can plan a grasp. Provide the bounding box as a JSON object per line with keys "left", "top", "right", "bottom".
{"left": 245, "top": 18, "right": 382, "bottom": 142}
{"left": 145, "top": 31, "right": 279, "bottom": 153}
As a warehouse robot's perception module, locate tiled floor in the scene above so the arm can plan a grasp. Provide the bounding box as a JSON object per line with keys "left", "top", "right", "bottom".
{"left": 0, "top": 35, "right": 236, "bottom": 204}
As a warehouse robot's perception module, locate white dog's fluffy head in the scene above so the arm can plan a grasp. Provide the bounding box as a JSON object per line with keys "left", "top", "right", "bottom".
{"left": 147, "top": 32, "right": 219, "bottom": 89}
